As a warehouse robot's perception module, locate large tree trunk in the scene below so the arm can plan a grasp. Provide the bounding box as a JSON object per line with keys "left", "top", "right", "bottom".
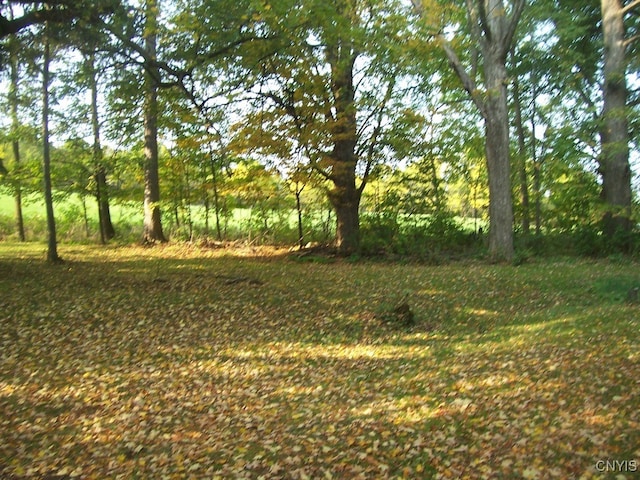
{"left": 422, "top": 0, "right": 523, "bottom": 262}
{"left": 42, "top": 33, "right": 61, "bottom": 263}
{"left": 484, "top": 51, "right": 515, "bottom": 261}
{"left": 142, "top": 0, "right": 166, "bottom": 244}
{"left": 328, "top": 175, "right": 361, "bottom": 255}
{"left": 326, "top": 36, "right": 360, "bottom": 256}
{"left": 600, "top": 0, "right": 632, "bottom": 237}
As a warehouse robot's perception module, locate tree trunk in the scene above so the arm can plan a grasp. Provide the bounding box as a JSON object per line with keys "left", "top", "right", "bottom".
{"left": 326, "top": 40, "right": 360, "bottom": 255}
{"left": 424, "top": 0, "right": 523, "bottom": 262}
{"left": 600, "top": 0, "right": 632, "bottom": 237}
{"left": 483, "top": 48, "right": 515, "bottom": 261}
{"left": 529, "top": 80, "right": 543, "bottom": 236}
{"left": 9, "top": 34, "right": 25, "bottom": 242}
{"left": 327, "top": 156, "right": 361, "bottom": 255}
{"left": 142, "top": 0, "right": 166, "bottom": 244}
{"left": 88, "top": 51, "right": 115, "bottom": 242}
{"left": 209, "top": 151, "right": 223, "bottom": 241}
{"left": 295, "top": 183, "right": 304, "bottom": 248}
{"left": 512, "top": 76, "right": 530, "bottom": 236}
{"left": 42, "top": 34, "right": 61, "bottom": 263}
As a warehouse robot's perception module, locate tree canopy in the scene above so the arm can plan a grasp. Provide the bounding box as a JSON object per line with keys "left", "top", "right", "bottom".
{"left": 0, "top": 0, "right": 639, "bottom": 259}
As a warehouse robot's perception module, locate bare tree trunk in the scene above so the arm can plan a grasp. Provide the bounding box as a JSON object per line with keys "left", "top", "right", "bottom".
{"left": 142, "top": 0, "right": 166, "bottom": 244}
{"left": 42, "top": 33, "right": 61, "bottom": 263}
{"left": 600, "top": 0, "right": 632, "bottom": 237}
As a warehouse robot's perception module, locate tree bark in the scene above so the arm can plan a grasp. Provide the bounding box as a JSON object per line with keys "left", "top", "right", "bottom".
{"left": 42, "top": 33, "right": 61, "bottom": 263}
{"left": 600, "top": 0, "right": 632, "bottom": 237}
{"left": 484, "top": 49, "right": 515, "bottom": 260}
{"left": 142, "top": 0, "right": 166, "bottom": 244}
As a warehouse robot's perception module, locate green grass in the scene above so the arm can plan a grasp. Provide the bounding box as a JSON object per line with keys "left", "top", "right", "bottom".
{"left": 0, "top": 192, "right": 330, "bottom": 244}
{"left": 0, "top": 243, "right": 638, "bottom": 479}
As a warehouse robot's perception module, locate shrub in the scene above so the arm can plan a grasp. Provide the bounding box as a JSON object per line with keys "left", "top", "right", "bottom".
{"left": 359, "top": 213, "right": 400, "bottom": 256}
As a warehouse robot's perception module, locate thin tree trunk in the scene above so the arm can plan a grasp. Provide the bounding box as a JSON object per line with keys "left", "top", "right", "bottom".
{"left": 82, "top": 195, "right": 90, "bottom": 238}
{"left": 88, "top": 51, "right": 115, "bottom": 242}
{"left": 9, "top": 31, "right": 25, "bottom": 242}
{"left": 512, "top": 76, "right": 530, "bottom": 236}
{"left": 600, "top": 0, "right": 632, "bottom": 237}
{"left": 295, "top": 182, "right": 304, "bottom": 248}
{"left": 210, "top": 151, "right": 223, "bottom": 241}
{"left": 530, "top": 82, "right": 543, "bottom": 236}
{"left": 142, "top": 0, "right": 166, "bottom": 244}
{"left": 42, "top": 33, "right": 61, "bottom": 263}
{"left": 183, "top": 159, "right": 193, "bottom": 241}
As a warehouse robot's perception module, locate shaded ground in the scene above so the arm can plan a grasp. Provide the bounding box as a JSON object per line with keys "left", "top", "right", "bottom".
{"left": 1, "top": 243, "right": 639, "bottom": 479}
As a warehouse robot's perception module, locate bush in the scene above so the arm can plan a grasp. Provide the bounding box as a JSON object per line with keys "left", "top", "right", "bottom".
{"left": 359, "top": 213, "right": 400, "bottom": 256}
{"left": 359, "top": 212, "right": 477, "bottom": 260}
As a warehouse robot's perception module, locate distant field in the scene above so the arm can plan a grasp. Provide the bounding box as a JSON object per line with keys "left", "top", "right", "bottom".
{"left": 0, "top": 192, "right": 326, "bottom": 243}
{"left": 0, "top": 192, "right": 140, "bottom": 222}
{"left": 1, "top": 191, "right": 481, "bottom": 248}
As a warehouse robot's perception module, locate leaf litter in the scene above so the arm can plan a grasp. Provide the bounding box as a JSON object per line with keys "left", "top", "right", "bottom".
{"left": 0, "top": 244, "right": 638, "bottom": 479}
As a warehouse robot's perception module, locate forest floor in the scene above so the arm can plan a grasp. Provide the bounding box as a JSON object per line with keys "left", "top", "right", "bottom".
{"left": 0, "top": 242, "right": 639, "bottom": 479}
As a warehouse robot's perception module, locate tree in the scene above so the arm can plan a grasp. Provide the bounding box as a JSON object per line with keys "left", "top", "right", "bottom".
{"left": 7, "top": 10, "right": 25, "bottom": 241}
{"left": 0, "top": 0, "right": 117, "bottom": 39}
{"left": 413, "top": 0, "right": 525, "bottom": 261}
{"left": 233, "top": 0, "right": 416, "bottom": 254}
{"left": 41, "top": 23, "right": 61, "bottom": 262}
{"left": 141, "top": 0, "right": 166, "bottom": 243}
{"left": 599, "top": 0, "right": 635, "bottom": 237}
{"left": 86, "top": 50, "right": 116, "bottom": 243}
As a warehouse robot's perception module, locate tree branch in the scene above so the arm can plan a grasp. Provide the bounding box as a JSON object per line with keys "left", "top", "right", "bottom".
{"left": 1, "top": 1, "right": 116, "bottom": 38}
{"left": 466, "top": 0, "right": 490, "bottom": 50}
{"left": 622, "top": 0, "right": 640, "bottom": 16}
{"left": 439, "top": 36, "right": 487, "bottom": 117}
{"left": 502, "top": 0, "right": 526, "bottom": 50}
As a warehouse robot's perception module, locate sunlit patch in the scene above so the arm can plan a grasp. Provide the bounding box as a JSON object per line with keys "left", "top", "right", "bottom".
{"left": 2, "top": 244, "right": 639, "bottom": 478}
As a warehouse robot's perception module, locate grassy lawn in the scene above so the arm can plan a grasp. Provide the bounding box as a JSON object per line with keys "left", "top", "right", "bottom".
{"left": 0, "top": 243, "right": 638, "bottom": 479}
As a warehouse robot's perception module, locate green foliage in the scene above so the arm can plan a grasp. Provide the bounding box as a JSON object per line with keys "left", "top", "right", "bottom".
{"left": 360, "top": 211, "right": 475, "bottom": 260}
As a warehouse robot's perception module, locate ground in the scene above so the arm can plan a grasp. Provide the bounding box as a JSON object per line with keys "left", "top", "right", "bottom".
{"left": 0, "top": 243, "right": 638, "bottom": 479}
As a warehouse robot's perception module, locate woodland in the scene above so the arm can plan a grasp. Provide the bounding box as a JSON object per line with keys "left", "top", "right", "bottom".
{"left": 0, "top": 0, "right": 640, "bottom": 479}
{"left": 0, "top": 0, "right": 638, "bottom": 261}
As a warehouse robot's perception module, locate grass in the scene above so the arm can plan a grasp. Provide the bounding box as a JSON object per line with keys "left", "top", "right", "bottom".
{"left": 0, "top": 192, "right": 332, "bottom": 245}
{"left": 0, "top": 242, "right": 639, "bottom": 479}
